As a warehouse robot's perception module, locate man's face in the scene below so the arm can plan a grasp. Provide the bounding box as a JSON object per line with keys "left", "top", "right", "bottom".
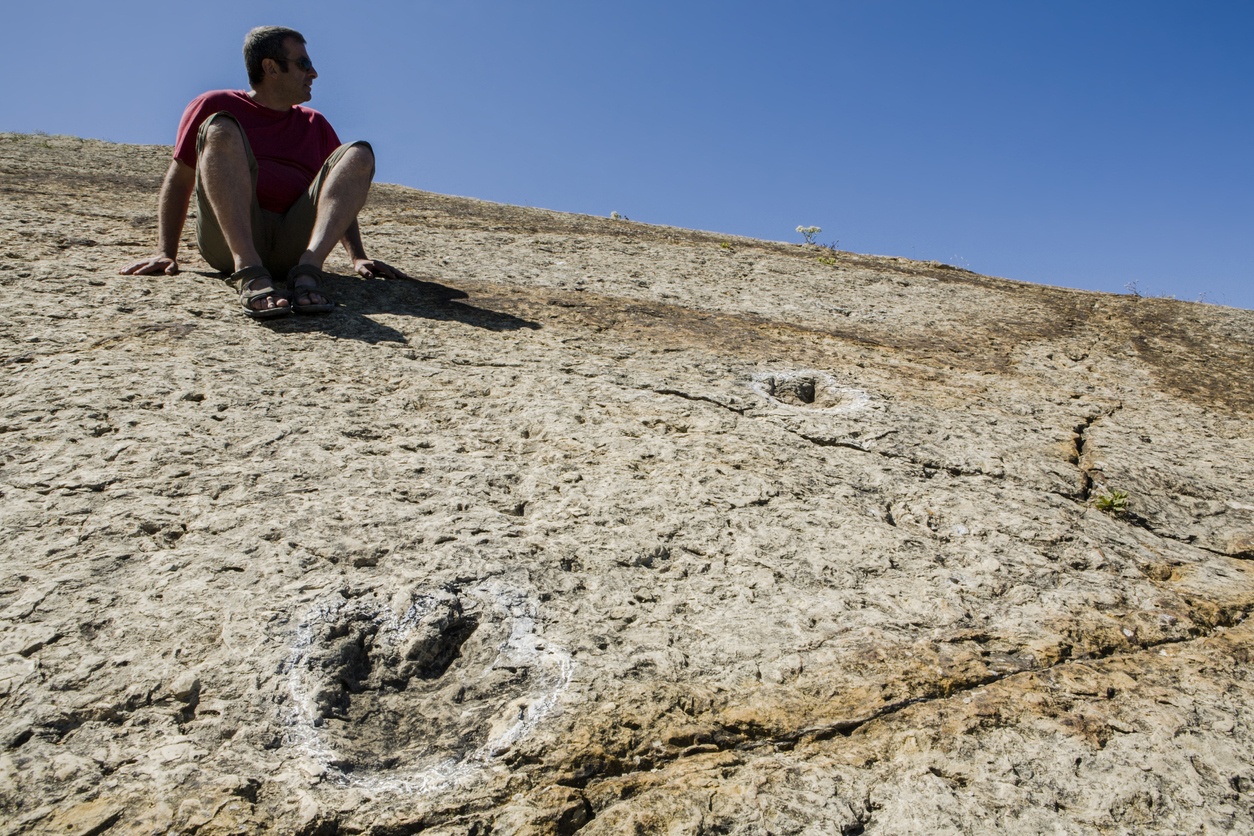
{"left": 270, "top": 38, "right": 317, "bottom": 105}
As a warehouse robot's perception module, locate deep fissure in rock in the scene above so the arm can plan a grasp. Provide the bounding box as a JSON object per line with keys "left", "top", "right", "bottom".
{"left": 1072, "top": 418, "right": 1095, "bottom": 502}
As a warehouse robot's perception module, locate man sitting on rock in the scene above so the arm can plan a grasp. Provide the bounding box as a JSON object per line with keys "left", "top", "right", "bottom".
{"left": 121, "top": 25, "right": 407, "bottom": 317}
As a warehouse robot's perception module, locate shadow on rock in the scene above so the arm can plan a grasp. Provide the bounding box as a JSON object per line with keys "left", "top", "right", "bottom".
{"left": 276, "top": 311, "right": 410, "bottom": 345}
{"left": 199, "top": 270, "right": 541, "bottom": 344}
{"left": 327, "top": 272, "right": 540, "bottom": 336}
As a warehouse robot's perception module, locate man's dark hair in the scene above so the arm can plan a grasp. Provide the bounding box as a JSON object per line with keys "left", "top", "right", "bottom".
{"left": 243, "top": 26, "right": 305, "bottom": 86}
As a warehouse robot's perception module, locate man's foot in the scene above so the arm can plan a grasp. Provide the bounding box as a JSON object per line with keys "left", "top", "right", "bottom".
{"left": 288, "top": 264, "right": 336, "bottom": 314}
{"left": 234, "top": 266, "right": 290, "bottom": 319}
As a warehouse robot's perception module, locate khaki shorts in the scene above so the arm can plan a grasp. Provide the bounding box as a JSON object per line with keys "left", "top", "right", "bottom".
{"left": 194, "top": 111, "right": 372, "bottom": 277}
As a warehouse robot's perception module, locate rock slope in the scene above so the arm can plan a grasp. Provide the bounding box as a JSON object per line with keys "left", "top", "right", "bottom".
{"left": 1, "top": 133, "right": 1253, "bottom": 834}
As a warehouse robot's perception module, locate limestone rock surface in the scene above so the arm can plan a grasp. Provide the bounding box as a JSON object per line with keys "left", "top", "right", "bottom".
{"left": 2, "top": 133, "right": 1253, "bottom": 834}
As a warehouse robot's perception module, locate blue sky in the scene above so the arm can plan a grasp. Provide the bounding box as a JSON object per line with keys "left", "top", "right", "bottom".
{"left": 3, "top": 1, "right": 1251, "bottom": 308}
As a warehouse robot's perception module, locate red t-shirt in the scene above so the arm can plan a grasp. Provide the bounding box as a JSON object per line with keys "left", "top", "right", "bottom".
{"left": 173, "top": 90, "right": 341, "bottom": 213}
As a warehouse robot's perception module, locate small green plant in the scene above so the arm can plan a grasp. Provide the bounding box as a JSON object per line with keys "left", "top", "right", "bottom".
{"left": 796, "top": 225, "right": 821, "bottom": 245}
{"left": 1091, "top": 487, "right": 1131, "bottom": 516}
{"left": 815, "top": 241, "right": 840, "bottom": 266}
{"left": 719, "top": 241, "right": 735, "bottom": 252}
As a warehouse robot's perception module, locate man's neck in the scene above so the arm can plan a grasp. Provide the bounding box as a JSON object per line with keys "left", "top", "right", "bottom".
{"left": 248, "top": 88, "right": 295, "bottom": 112}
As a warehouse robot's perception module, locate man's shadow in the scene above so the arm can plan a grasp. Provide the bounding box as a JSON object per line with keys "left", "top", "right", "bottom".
{"left": 206, "top": 271, "right": 540, "bottom": 344}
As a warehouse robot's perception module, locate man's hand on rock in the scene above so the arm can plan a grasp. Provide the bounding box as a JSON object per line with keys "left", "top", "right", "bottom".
{"left": 353, "top": 258, "right": 410, "bottom": 280}
{"left": 121, "top": 255, "right": 180, "bottom": 276}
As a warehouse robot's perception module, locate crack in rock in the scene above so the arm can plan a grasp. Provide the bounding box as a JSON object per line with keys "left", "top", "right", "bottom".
{"left": 565, "top": 606, "right": 1253, "bottom": 794}
{"left": 1070, "top": 404, "right": 1124, "bottom": 502}
{"left": 764, "top": 617, "right": 1249, "bottom": 749}
{"left": 648, "top": 388, "right": 748, "bottom": 415}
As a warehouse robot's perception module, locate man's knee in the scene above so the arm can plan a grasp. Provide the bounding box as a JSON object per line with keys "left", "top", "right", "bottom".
{"left": 339, "top": 141, "right": 375, "bottom": 177}
{"left": 198, "top": 112, "right": 247, "bottom": 152}
{"left": 345, "top": 140, "right": 374, "bottom": 160}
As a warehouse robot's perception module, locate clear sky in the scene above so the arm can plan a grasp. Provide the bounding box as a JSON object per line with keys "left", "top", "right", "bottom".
{"left": 3, "top": 1, "right": 1251, "bottom": 309}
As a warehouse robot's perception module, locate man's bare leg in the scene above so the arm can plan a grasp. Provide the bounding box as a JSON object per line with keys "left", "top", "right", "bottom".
{"left": 291, "top": 145, "right": 375, "bottom": 307}
{"left": 199, "top": 120, "right": 288, "bottom": 312}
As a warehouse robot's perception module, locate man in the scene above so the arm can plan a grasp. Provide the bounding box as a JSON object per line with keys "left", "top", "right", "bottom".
{"left": 121, "top": 26, "right": 407, "bottom": 317}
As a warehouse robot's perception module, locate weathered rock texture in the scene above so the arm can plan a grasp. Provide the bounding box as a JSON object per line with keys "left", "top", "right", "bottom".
{"left": 2, "top": 133, "right": 1253, "bottom": 834}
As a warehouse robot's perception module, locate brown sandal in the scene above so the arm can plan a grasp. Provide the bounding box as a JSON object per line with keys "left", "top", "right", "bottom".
{"left": 234, "top": 266, "right": 290, "bottom": 319}
{"left": 288, "top": 264, "right": 335, "bottom": 314}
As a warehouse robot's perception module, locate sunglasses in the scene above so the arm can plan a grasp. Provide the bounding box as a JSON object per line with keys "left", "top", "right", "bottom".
{"left": 275, "top": 55, "right": 315, "bottom": 72}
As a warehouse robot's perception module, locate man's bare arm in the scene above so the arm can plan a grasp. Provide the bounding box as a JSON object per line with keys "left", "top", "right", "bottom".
{"left": 340, "top": 219, "right": 368, "bottom": 263}
{"left": 341, "top": 219, "right": 410, "bottom": 280}
{"left": 120, "top": 160, "right": 196, "bottom": 275}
